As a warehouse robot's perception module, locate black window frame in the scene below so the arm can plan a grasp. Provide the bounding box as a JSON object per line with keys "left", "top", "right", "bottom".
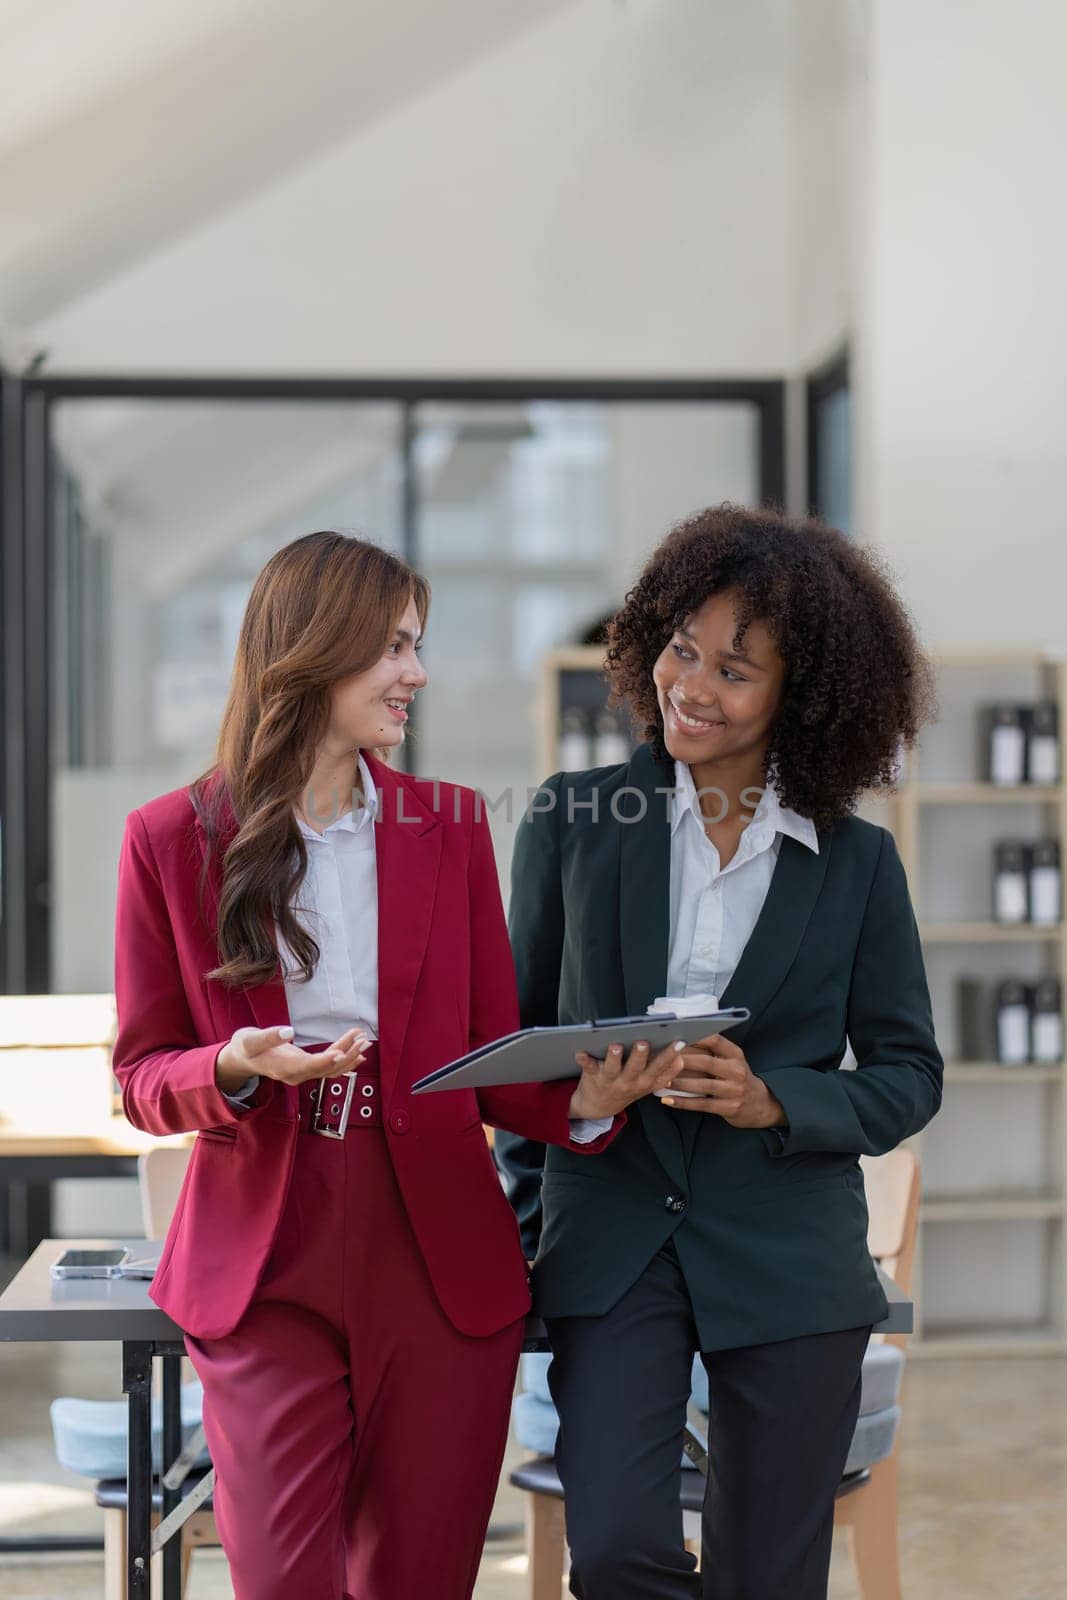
{"left": 805, "top": 347, "right": 850, "bottom": 524}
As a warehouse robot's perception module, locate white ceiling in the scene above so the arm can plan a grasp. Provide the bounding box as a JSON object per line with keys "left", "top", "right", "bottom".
{"left": 0, "top": 0, "right": 579, "bottom": 333}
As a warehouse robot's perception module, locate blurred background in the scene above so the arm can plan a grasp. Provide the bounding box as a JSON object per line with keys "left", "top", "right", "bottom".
{"left": 1, "top": 1, "right": 1065, "bottom": 1595}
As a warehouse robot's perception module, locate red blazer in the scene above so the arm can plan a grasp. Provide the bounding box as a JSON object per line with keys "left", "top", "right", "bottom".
{"left": 113, "top": 756, "right": 618, "bottom": 1340}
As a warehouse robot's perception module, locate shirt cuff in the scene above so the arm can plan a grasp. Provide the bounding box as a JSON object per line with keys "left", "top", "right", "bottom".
{"left": 569, "top": 1115, "right": 614, "bottom": 1145}
{"left": 223, "top": 1074, "right": 260, "bottom": 1110}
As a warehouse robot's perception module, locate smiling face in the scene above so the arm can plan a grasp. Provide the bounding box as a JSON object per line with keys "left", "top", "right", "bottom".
{"left": 652, "top": 588, "right": 786, "bottom": 779}
{"left": 325, "top": 594, "right": 428, "bottom": 754}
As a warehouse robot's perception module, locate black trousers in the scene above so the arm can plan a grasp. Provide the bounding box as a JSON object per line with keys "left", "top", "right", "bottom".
{"left": 546, "top": 1243, "right": 870, "bottom": 1600}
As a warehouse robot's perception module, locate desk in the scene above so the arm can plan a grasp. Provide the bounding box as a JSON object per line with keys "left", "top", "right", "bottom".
{"left": 0, "top": 1241, "right": 911, "bottom": 1598}
{"left": 0, "top": 1237, "right": 185, "bottom": 1599}
{"left": 0, "top": 1127, "right": 190, "bottom": 1259}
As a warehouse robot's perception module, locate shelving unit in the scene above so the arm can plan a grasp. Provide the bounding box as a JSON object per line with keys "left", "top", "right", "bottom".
{"left": 922, "top": 1193, "right": 1063, "bottom": 1223}
{"left": 904, "top": 1327, "right": 1066, "bottom": 1360}
{"left": 889, "top": 650, "right": 1067, "bottom": 1358}
{"left": 918, "top": 784, "right": 1063, "bottom": 805}
{"left": 943, "top": 1063, "right": 1061, "bottom": 1083}
{"left": 537, "top": 645, "right": 637, "bottom": 779}
{"left": 920, "top": 922, "right": 1062, "bottom": 943}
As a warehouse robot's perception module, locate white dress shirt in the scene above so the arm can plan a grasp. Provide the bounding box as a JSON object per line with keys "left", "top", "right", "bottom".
{"left": 276, "top": 753, "right": 380, "bottom": 1044}
{"left": 552, "top": 764, "right": 819, "bottom": 1142}
{"left": 225, "top": 754, "right": 379, "bottom": 1103}
{"left": 666, "top": 759, "right": 820, "bottom": 1001}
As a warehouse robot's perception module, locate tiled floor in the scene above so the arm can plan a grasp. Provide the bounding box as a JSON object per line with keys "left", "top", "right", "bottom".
{"left": 1, "top": 1338, "right": 1065, "bottom": 1599}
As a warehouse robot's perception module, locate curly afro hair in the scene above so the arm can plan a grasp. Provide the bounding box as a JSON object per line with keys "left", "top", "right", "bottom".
{"left": 605, "top": 504, "right": 935, "bottom": 830}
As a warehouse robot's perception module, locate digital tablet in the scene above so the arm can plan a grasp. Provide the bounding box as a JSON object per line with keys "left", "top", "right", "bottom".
{"left": 410, "top": 1009, "right": 749, "bottom": 1094}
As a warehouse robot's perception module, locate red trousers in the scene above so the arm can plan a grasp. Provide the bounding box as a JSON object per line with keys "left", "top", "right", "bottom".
{"left": 186, "top": 1064, "right": 524, "bottom": 1600}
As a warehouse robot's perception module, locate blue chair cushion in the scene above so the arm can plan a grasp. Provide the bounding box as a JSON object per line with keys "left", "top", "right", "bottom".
{"left": 50, "top": 1380, "right": 211, "bottom": 1481}
{"left": 855, "top": 1342, "right": 904, "bottom": 1415}
{"left": 519, "top": 1353, "right": 554, "bottom": 1402}
{"left": 844, "top": 1404, "right": 900, "bottom": 1474}
{"left": 514, "top": 1342, "right": 904, "bottom": 1475}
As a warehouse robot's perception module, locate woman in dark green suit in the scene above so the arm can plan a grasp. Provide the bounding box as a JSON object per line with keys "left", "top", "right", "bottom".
{"left": 497, "top": 505, "right": 942, "bottom": 1600}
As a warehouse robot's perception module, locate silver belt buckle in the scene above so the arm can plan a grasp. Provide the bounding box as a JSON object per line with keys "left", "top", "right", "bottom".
{"left": 311, "top": 1071, "right": 356, "bottom": 1138}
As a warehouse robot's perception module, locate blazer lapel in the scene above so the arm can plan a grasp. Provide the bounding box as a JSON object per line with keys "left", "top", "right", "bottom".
{"left": 619, "top": 745, "right": 673, "bottom": 1013}
{"left": 617, "top": 744, "right": 689, "bottom": 1191}
{"left": 717, "top": 830, "right": 833, "bottom": 1044}
{"left": 367, "top": 758, "right": 442, "bottom": 1094}
{"left": 676, "top": 830, "right": 831, "bottom": 1162}
{"left": 675, "top": 824, "right": 832, "bottom": 1163}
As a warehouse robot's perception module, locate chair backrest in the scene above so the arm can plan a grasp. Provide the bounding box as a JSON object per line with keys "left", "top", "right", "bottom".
{"left": 860, "top": 1146, "right": 921, "bottom": 1350}
{"left": 138, "top": 1145, "right": 193, "bottom": 1237}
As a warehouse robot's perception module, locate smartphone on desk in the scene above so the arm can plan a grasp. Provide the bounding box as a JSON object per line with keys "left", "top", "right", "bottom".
{"left": 50, "top": 1247, "right": 130, "bottom": 1281}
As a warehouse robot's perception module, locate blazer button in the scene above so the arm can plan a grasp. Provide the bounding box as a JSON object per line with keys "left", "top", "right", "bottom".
{"left": 389, "top": 1110, "right": 410, "bottom": 1135}
{"left": 664, "top": 1194, "right": 686, "bottom": 1214}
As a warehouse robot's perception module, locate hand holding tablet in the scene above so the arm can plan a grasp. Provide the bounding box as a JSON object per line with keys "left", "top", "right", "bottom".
{"left": 410, "top": 1003, "right": 749, "bottom": 1094}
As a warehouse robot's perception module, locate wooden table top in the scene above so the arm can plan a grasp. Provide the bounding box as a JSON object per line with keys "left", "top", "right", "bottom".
{"left": 0, "top": 1122, "right": 192, "bottom": 1159}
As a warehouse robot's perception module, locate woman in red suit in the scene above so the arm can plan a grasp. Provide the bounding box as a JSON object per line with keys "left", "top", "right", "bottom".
{"left": 113, "top": 532, "right": 682, "bottom": 1600}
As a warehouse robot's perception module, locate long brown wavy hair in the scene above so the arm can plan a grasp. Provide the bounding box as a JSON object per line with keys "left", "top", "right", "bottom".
{"left": 192, "top": 532, "right": 430, "bottom": 988}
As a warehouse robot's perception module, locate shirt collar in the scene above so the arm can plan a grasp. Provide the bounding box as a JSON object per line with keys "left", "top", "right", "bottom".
{"left": 670, "top": 759, "right": 819, "bottom": 856}
{"left": 295, "top": 753, "right": 378, "bottom": 840}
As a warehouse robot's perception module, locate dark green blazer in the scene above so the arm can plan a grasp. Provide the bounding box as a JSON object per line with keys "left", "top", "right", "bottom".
{"left": 496, "top": 742, "right": 942, "bottom": 1352}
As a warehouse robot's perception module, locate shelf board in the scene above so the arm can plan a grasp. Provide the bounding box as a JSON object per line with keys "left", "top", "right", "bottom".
{"left": 545, "top": 647, "right": 608, "bottom": 670}
{"left": 944, "top": 1062, "right": 1064, "bottom": 1082}
{"left": 923, "top": 1192, "right": 1064, "bottom": 1222}
{"left": 929, "top": 649, "right": 1063, "bottom": 667}
{"left": 910, "top": 1326, "right": 1067, "bottom": 1360}
{"left": 913, "top": 783, "right": 1063, "bottom": 804}
{"left": 920, "top": 921, "right": 1063, "bottom": 942}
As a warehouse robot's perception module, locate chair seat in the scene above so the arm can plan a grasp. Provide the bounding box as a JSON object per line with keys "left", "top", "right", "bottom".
{"left": 514, "top": 1342, "right": 904, "bottom": 1476}
{"left": 843, "top": 1404, "right": 900, "bottom": 1474}
{"left": 510, "top": 1456, "right": 872, "bottom": 1507}
{"left": 519, "top": 1342, "right": 902, "bottom": 1416}
{"left": 94, "top": 1469, "right": 214, "bottom": 1514}
{"left": 51, "top": 1381, "right": 211, "bottom": 1481}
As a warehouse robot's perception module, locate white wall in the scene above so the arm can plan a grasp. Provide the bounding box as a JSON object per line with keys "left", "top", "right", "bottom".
{"left": 788, "top": 0, "right": 861, "bottom": 372}
{"left": 858, "top": 0, "right": 1067, "bottom": 649}
{"left": 0, "top": 0, "right": 578, "bottom": 331}
{"left": 31, "top": 0, "right": 802, "bottom": 377}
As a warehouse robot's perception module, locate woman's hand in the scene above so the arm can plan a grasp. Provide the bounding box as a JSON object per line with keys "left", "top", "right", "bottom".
{"left": 214, "top": 1025, "right": 367, "bottom": 1092}
{"left": 660, "top": 1033, "right": 786, "bottom": 1129}
{"left": 568, "top": 1039, "right": 687, "bottom": 1121}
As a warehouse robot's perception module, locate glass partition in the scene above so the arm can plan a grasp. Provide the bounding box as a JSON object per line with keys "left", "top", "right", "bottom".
{"left": 50, "top": 398, "right": 404, "bottom": 991}
{"left": 413, "top": 399, "right": 761, "bottom": 883}
{"left": 42, "top": 386, "right": 773, "bottom": 989}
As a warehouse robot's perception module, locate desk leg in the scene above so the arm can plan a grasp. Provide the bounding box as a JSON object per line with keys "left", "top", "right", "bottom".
{"left": 160, "top": 1353, "right": 183, "bottom": 1599}
{"left": 123, "top": 1342, "right": 153, "bottom": 1599}
{"left": 5, "top": 1180, "right": 53, "bottom": 1258}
